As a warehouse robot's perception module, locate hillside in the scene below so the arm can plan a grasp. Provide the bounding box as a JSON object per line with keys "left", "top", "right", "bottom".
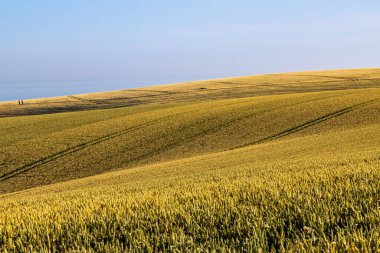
{"left": 1, "top": 111, "right": 379, "bottom": 252}
{"left": 1, "top": 87, "right": 379, "bottom": 194}
{"left": 1, "top": 68, "right": 380, "bottom": 117}
{"left": 0, "top": 69, "right": 380, "bottom": 252}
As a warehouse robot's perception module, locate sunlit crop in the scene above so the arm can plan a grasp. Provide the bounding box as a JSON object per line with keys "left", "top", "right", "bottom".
{"left": 0, "top": 69, "right": 379, "bottom": 252}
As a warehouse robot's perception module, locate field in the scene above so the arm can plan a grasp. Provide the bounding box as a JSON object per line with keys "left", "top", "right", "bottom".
{"left": 1, "top": 69, "right": 380, "bottom": 252}
{"left": 1, "top": 68, "right": 380, "bottom": 117}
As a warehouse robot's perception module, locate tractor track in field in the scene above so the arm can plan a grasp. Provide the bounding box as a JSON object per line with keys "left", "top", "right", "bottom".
{"left": 67, "top": 95, "right": 106, "bottom": 105}
{"left": 0, "top": 97, "right": 285, "bottom": 183}
{"left": 123, "top": 95, "right": 379, "bottom": 169}
{"left": 0, "top": 93, "right": 378, "bottom": 184}
{"left": 2, "top": 78, "right": 379, "bottom": 118}
{"left": 241, "top": 97, "right": 380, "bottom": 147}
{"left": 89, "top": 91, "right": 368, "bottom": 169}
{"left": 0, "top": 112, "right": 195, "bottom": 182}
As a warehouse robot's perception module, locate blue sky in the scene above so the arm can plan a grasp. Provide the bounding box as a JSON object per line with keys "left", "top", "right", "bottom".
{"left": 1, "top": 0, "right": 379, "bottom": 101}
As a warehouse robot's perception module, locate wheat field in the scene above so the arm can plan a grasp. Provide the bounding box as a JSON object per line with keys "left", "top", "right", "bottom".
{"left": 0, "top": 69, "right": 380, "bottom": 252}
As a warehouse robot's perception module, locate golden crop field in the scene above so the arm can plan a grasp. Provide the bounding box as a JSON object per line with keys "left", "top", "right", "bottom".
{"left": 0, "top": 69, "right": 380, "bottom": 252}
{"left": 1, "top": 68, "right": 379, "bottom": 118}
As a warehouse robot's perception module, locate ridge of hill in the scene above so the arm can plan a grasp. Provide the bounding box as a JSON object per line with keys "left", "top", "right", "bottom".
{"left": 1, "top": 68, "right": 379, "bottom": 117}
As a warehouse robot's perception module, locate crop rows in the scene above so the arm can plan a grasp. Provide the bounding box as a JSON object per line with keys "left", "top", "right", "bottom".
{"left": 1, "top": 152, "right": 379, "bottom": 252}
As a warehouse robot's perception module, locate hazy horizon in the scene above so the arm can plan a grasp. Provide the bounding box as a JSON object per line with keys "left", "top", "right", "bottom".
{"left": 2, "top": 67, "right": 380, "bottom": 102}
{"left": 1, "top": 1, "right": 379, "bottom": 101}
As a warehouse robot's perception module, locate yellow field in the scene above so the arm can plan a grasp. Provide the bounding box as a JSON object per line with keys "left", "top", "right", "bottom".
{"left": 1, "top": 68, "right": 379, "bottom": 117}
{"left": 0, "top": 69, "right": 380, "bottom": 252}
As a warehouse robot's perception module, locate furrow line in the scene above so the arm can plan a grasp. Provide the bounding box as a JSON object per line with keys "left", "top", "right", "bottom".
{"left": 244, "top": 97, "right": 380, "bottom": 147}
{"left": 101, "top": 92, "right": 357, "bottom": 167}
{"left": 0, "top": 97, "right": 274, "bottom": 182}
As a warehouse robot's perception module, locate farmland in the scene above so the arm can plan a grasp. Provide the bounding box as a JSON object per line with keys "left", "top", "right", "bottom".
{"left": 1, "top": 68, "right": 379, "bottom": 118}
{"left": 1, "top": 69, "right": 380, "bottom": 252}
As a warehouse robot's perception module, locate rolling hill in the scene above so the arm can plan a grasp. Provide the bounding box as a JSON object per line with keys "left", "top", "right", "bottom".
{"left": 1, "top": 68, "right": 379, "bottom": 117}
{"left": 1, "top": 69, "right": 380, "bottom": 252}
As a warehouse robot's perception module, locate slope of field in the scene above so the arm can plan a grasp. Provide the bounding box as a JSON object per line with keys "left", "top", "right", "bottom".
{"left": 1, "top": 121, "right": 379, "bottom": 252}
{"left": 1, "top": 69, "right": 380, "bottom": 252}
{"left": 1, "top": 87, "right": 379, "bottom": 193}
{"left": 1, "top": 68, "right": 379, "bottom": 117}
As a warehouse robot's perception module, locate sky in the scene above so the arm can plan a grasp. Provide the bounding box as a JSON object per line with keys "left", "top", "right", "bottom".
{"left": 1, "top": 0, "right": 379, "bottom": 101}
